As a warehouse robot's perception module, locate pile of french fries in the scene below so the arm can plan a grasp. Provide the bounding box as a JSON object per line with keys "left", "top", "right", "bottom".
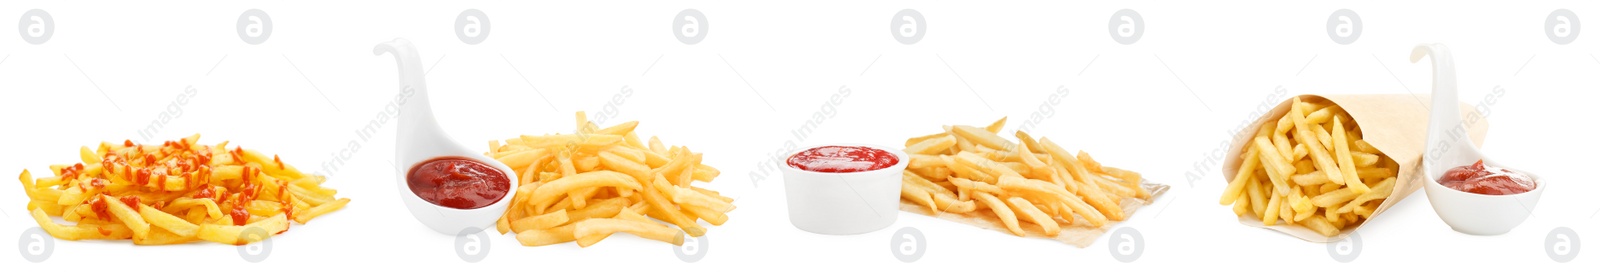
{"left": 900, "top": 118, "right": 1150, "bottom": 237}
{"left": 1219, "top": 97, "right": 1399, "bottom": 237}
{"left": 19, "top": 134, "right": 350, "bottom": 245}
{"left": 490, "top": 112, "right": 732, "bottom": 247}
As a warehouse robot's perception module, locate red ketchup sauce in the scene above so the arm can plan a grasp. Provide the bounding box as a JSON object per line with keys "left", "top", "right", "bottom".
{"left": 786, "top": 146, "right": 899, "bottom": 173}
{"left": 1438, "top": 160, "right": 1536, "bottom": 195}
{"left": 407, "top": 157, "right": 511, "bottom": 209}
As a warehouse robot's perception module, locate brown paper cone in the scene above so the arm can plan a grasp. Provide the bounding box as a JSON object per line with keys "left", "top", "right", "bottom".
{"left": 1221, "top": 94, "right": 1488, "bottom": 242}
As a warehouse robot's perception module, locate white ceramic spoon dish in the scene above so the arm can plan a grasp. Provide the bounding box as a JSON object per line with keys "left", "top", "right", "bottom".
{"left": 1413, "top": 43, "right": 1543, "bottom": 236}
{"left": 376, "top": 38, "right": 518, "bottom": 235}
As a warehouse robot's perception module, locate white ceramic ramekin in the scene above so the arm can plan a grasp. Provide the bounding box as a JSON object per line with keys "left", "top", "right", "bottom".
{"left": 781, "top": 144, "right": 908, "bottom": 235}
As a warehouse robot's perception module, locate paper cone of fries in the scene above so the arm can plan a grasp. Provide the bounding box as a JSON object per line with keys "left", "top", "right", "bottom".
{"left": 1221, "top": 94, "right": 1487, "bottom": 242}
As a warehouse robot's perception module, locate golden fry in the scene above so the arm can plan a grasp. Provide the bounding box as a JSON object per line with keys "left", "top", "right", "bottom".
{"left": 972, "top": 192, "right": 1024, "bottom": 236}
{"left": 1007, "top": 197, "right": 1060, "bottom": 236}
{"left": 574, "top": 218, "right": 684, "bottom": 247}
{"left": 1331, "top": 118, "right": 1371, "bottom": 194}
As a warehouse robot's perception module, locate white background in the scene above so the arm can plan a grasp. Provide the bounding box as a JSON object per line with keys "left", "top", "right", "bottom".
{"left": 2, "top": 1, "right": 1597, "bottom": 271}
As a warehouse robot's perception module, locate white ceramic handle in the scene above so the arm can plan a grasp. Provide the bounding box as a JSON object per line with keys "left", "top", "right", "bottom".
{"left": 1410, "top": 43, "right": 1477, "bottom": 171}
{"left": 374, "top": 39, "right": 442, "bottom": 160}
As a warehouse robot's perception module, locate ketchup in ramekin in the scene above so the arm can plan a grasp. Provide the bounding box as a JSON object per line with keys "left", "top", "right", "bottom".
{"left": 786, "top": 145, "right": 900, "bottom": 173}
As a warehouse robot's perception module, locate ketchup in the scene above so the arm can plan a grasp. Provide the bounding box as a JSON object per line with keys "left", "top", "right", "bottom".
{"left": 230, "top": 206, "right": 252, "bottom": 226}
{"left": 407, "top": 157, "right": 511, "bottom": 209}
{"left": 89, "top": 197, "right": 111, "bottom": 220}
{"left": 1439, "top": 160, "right": 1536, "bottom": 195}
{"left": 786, "top": 146, "right": 900, "bottom": 173}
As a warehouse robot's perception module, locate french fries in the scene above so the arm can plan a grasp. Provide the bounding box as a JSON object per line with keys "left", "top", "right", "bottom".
{"left": 494, "top": 112, "right": 730, "bottom": 247}
{"left": 1218, "top": 97, "right": 1398, "bottom": 237}
{"left": 18, "top": 134, "right": 349, "bottom": 245}
{"left": 901, "top": 118, "right": 1152, "bottom": 237}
